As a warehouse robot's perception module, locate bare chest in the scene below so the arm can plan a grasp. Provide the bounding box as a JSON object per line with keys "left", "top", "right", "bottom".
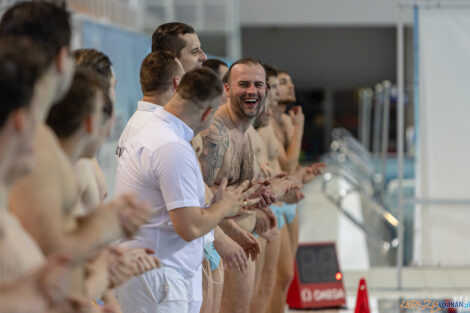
{"left": 216, "top": 130, "right": 255, "bottom": 186}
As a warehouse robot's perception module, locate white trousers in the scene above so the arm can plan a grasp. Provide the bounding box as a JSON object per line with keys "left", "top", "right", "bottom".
{"left": 116, "top": 266, "right": 202, "bottom": 313}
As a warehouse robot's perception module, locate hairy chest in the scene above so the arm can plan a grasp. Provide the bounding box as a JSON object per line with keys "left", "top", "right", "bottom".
{"left": 217, "top": 131, "right": 255, "bottom": 185}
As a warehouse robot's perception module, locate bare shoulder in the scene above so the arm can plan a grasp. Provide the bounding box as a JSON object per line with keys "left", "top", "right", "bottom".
{"left": 280, "top": 113, "right": 294, "bottom": 130}
{"left": 248, "top": 126, "right": 263, "bottom": 155}
{"left": 190, "top": 134, "right": 203, "bottom": 157}
{"left": 199, "top": 114, "right": 230, "bottom": 186}
{"left": 280, "top": 113, "right": 294, "bottom": 140}
{"left": 257, "top": 123, "right": 271, "bottom": 142}
{"left": 11, "top": 124, "right": 78, "bottom": 216}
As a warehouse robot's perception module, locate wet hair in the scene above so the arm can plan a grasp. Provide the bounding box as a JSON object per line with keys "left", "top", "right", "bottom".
{"left": 0, "top": 1, "right": 71, "bottom": 66}
{"left": 47, "top": 68, "right": 108, "bottom": 138}
{"left": 202, "top": 59, "right": 227, "bottom": 77}
{"left": 226, "top": 57, "right": 266, "bottom": 84}
{"left": 176, "top": 67, "right": 223, "bottom": 108}
{"left": 73, "top": 49, "right": 113, "bottom": 119}
{"left": 0, "top": 37, "right": 47, "bottom": 128}
{"left": 140, "top": 51, "right": 181, "bottom": 95}
{"left": 151, "top": 22, "right": 195, "bottom": 57}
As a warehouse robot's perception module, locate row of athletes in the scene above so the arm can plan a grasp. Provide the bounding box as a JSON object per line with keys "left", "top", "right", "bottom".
{"left": 0, "top": 2, "right": 324, "bottom": 313}
{"left": 112, "top": 22, "right": 325, "bottom": 313}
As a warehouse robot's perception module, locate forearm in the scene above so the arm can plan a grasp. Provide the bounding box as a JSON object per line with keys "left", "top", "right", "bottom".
{"left": 219, "top": 219, "right": 243, "bottom": 239}
{"left": 190, "top": 201, "right": 229, "bottom": 238}
{"left": 84, "top": 270, "right": 108, "bottom": 300}
{"left": 64, "top": 209, "right": 122, "bottom": 260}
{"left": 172, "top": 201, "right": 229, "bottom": 242}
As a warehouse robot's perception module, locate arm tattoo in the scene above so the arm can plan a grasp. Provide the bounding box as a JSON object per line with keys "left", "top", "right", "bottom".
{"left": 199, "top": 117, "right": 229, "bottom": 186}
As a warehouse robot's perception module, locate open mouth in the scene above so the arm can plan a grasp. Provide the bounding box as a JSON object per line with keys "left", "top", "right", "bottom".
{"left": 242, "top": 98, "right": 259, "bottom": 109}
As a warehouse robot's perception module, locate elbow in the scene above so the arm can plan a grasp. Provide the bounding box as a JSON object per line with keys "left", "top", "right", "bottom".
{"left": 174, "top": 225, "right": 200, "bottom": 242}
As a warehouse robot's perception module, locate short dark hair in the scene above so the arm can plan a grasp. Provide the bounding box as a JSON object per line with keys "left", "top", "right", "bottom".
{"left": 46, "top": 68, "right": 107, "bottom": 138}
{"left": 226, "top": 57, "right": 266, "bottom": 84}
{"left": 177, "top": 67, "right": 223, "bottom": 107}
{"left": 203, "top": 59, "right": 227, "bottom": 77}
{"left": 73, "top": 49, "right": 113, "bottom": 82}
{"left": 0, "top": 37, "right": 47, "bottom": 128}
{"left": 0, "top": 1, "right": 71, "bottom": 66}
{"left": 151, "top": 22, "right": 195, "bottom": 57}
{"left": 263, "top": 64, "right": 279, "bottom": 79}
{"left": 140, "top": 51, "right": 180, "bottom": 95}
{"left": 73, "top": 49, "right": 113, "bottom": 119}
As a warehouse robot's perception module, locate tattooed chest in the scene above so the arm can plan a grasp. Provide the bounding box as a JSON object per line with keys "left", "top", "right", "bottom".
{"left": 218, "top": 136, "right": 255, "bottom": 185}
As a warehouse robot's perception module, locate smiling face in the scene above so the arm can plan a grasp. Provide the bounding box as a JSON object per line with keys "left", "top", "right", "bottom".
{"left": 226, "top": 62, "right": 268, "bottom": 121}
{"left": 278, "top": 72, "right": 296, "bottom": 103}
{"left": 177, "top": 33, "right": 207, "bottom": 71}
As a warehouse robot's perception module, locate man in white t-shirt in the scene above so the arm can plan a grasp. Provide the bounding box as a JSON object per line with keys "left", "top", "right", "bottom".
{"left": 116, "top": 51, "right": 184, "bottom": 157}
{"left": 114, "top": 68, "right": 259, "bottom": 313}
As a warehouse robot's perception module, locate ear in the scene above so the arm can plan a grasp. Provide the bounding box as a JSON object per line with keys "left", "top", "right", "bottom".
{"left": 54, "top": 46, "right": 69, "bottom": 74}
{"left": 224, "top": 82, "right": 230, "bottom": 96}
{"left": 172, "top": 76, "right": 180, "bottom": 90}
{"left": 201, "top": 107, "right": 214, "bottom": 122}
{"left": 84, "top": 114, "right": 94, "bottom": 134}
{"left": 12, "top": 109, "right": 27, "bottom": 133}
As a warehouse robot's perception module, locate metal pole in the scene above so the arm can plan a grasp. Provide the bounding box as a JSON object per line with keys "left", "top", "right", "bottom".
{"left": 396, "top": 1, "right": 405, "bottom": 291}
{"left": 380, "top": 80, "right": 392, "bottom": 200}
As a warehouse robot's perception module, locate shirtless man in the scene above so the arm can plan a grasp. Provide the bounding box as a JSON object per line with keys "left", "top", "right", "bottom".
{"left": 73, "top": 48, "right": 117, "bottom": 209}
{"left": 2, "top": 1, "right": 153, "bottom": 296}
{"left": 267, "top": 69, "right": 325, "bottom": 312}
{"left": 0, "top": 36, "right": 89, "bottom": 313}
{"left": 199, "top": 58, "right": 288, "bottom": 313}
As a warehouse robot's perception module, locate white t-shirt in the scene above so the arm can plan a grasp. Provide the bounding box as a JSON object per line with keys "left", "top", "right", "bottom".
{"left": 116, "top": 101, "right": 162, "bottom": 158}
{"left": 114, "top": 109, "right": 210, "bottom": 278}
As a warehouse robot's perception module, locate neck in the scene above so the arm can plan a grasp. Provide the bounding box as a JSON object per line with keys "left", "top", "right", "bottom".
{"left": 58, "top": 135, "right": 87, "bottom": 163}
{"left": 142, "top": 90, "right": 173, "bottom": 107}
{"left": 33, "top": 69, "right": 59, "bottom": 122}
{"left": 273, "top": 103, "right": 286, "bottom": 122}
{"left": 164, "top": 97, "right": 198, "bottom": 135}
{"left": 226, "top": 102, "right": 254, "bottom": 133}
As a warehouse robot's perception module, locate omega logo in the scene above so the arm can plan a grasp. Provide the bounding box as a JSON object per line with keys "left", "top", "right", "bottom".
{"left": 300, "top": 288, "right": 345, "bottom": 303}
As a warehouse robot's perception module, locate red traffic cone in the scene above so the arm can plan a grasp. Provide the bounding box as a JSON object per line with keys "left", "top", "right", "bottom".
{"left": 354, "top": 278, "right": 370, "bottom": 313}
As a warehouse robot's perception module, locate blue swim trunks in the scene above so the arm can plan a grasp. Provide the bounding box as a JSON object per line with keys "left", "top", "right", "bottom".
{"left": 270, "top": 205, "right": 285, "bottom": 230}
{"left": 204, "top": 242, "right": 221, "bottom": 272}
{"left": 283, "top": 203, "right": 297, "bottom": 224}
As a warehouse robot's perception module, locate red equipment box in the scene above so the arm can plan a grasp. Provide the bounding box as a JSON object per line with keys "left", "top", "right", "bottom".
{"left": 287, "top": 242, "right": 346, "bottom": 309}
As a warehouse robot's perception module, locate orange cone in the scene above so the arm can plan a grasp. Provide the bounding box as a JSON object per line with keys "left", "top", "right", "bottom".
{"left": 354, "top": 278, "right": 370, "bottom": 313}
